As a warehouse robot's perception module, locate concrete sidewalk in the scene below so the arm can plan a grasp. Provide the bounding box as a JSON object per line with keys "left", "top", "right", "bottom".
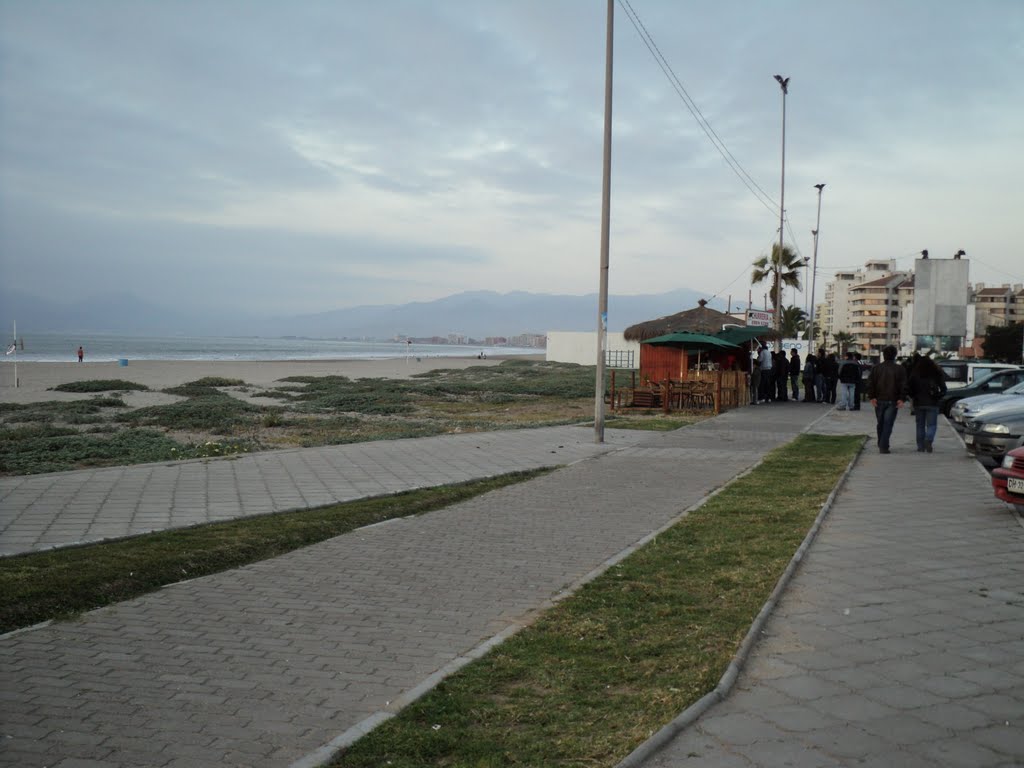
{"left": 630, "top": 407, "right": 1024, "bottom": 767}
{"left": 2, "top": 402, "right": 1021, "bottom": 767}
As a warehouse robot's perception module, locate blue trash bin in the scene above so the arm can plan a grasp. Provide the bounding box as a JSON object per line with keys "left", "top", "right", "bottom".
{"left": 119, "top": 358, "right": 128, "bottom": 367}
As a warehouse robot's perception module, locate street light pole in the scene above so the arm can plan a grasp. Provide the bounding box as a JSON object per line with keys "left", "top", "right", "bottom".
{"left": 809, "top": 182, "right": 825, "bottom": 349}
{"left": 594, "top": 0, "right": 613, "bottom": 444}
{"left": 773, "top": 75, "right": 789, "bottom": 351}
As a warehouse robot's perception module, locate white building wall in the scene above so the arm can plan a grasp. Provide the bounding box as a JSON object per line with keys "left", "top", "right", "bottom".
{"left": 545, "top": 331, "right": 640, "bottom": 368}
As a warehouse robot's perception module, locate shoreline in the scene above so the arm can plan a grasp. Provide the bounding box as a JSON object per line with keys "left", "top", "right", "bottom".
{"left": 0, "top": 355, "right": 545, "bottom": 405}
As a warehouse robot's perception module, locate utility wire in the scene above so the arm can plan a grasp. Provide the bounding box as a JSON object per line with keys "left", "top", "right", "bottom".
{"left": 618, "top": 0, "right": 779, "bottom": 217}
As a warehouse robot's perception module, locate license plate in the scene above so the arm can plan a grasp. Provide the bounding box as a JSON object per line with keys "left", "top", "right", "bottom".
{"left": 1009, "top": 477, "right": 1024, "bottom": 495}
{"left": 965, "top": 434, "right": 974, "bottom": 445}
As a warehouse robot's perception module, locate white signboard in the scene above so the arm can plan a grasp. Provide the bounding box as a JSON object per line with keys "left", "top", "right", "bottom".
{"left": 912, "top": 258, "right": 969, "bottom": 337}
{"left": 746, "top": 309, "right": 774, "bottom": 327}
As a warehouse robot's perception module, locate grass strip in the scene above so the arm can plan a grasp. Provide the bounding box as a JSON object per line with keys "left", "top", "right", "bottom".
{"left": 0, "top": 469, "right": 550, "bottom": 634}
{"left": 329, "top": 433, "right": 864, "bottom": 768}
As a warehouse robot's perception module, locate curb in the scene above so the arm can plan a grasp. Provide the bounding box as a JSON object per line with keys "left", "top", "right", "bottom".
{"left": 614, "top": 433, "right": 868, "bottom": 768}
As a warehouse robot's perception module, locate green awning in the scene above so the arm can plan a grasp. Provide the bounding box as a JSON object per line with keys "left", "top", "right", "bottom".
{"left": 642, "top": 332, "right": 740, "bottom": 350}
{"left": 716, "top": 326, "right": 776, "bottom": 345}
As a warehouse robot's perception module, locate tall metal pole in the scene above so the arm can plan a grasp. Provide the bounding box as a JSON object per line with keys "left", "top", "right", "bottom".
{"left": 594, "top": 0, "right": 613, "bottom": 443}
{"left": 809, "top": 183, "right": 825, "bottom": 348}
{"left": 773, "top": 75, "right": 789, "bottom": 350}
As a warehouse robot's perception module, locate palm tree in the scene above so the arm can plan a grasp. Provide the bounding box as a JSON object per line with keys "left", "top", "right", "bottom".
{"left": 832, "top": 330, "right": 856, "bottom": 354}
{"left": 751, "top": 244, "right": 804, "bottom": 311}
{"left": 780, "top": 305, "right": 807, "bottom": 338}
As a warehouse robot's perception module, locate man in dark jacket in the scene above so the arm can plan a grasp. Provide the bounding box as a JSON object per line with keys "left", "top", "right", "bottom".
{"left": 867, "top": 345, "right": 907, "bottom": 454}
{"left": 819, "top": 352, "right": 839, "bottom": 404}
{"left": 837, "top": 352, "right": 860, "bottom": 410}
{"left": 789, "top": 348, "right": 801, "bottom": 401}
{"left": 775, "top": 351, "right": 789, "bottom": 401}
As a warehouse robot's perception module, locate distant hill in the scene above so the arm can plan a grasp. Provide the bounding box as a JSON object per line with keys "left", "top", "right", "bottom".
{"left": 0, "top": 287, "right": 726, "bottom": 339}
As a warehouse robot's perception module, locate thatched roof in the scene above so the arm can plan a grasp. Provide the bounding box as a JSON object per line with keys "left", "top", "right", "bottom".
{"left": 623, "top": 300, "right": 740, "bottom": 342}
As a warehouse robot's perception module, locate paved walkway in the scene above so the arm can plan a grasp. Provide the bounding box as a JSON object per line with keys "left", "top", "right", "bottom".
{"left": 1, "top": 403, "right": 1022, "bottom": 767}
{"left": 630, "top": 407, "right": 1024, "bottom": 767}
{"left": 0, "top": 426, "right": 643, "bottom": 556}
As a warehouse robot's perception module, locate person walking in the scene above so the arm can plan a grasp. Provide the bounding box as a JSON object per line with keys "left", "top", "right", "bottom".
{"left": 802, "top": 352, "right": 817, "bottom": 402}
{"left": 77, "top": 346, "right": 84, "bottom": 363}
{"left": 867, "top": 345, "right": 908, "bottom": 454}
{"left": 837, "top": 352, "right": 860, "bottom": 410}
{"left": 789, "top": 348, "right": 801, "bottom": 401}
{"left": 907, "top": 355, "right": 947, "bottom": 452}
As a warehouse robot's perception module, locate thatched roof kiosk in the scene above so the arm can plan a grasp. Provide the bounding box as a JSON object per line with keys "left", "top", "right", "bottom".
{"left": 624, "top": 300, "right": 779, "bottom": 382}
{"left": 623, "top": 299, "right": 738, "bottom": 342}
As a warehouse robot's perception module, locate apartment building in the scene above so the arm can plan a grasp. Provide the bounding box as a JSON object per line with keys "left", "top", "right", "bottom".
{"left": 821, "top": 260, "right": 903, "bottom": 339}
{"left": 972, "top": 283, "right": 1024, "bottom": 331}
{"left": 848, "top": 273, "right": 909, "bottom": 356}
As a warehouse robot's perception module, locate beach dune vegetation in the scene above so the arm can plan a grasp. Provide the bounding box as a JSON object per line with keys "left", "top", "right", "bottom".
{"left": 2, "top": 361, "right": 690, "bottom": 475}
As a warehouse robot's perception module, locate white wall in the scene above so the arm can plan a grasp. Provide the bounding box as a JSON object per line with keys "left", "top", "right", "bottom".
{"left": 546, "top": 331, "right": 641, "bottom": 368}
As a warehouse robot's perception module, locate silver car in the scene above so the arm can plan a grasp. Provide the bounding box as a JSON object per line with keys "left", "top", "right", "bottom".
{"left": 950, "top": 382, "right": 1024, "bottom": 432}
{"left": 962, "top": 399, "right": 1024, "bottom": 467}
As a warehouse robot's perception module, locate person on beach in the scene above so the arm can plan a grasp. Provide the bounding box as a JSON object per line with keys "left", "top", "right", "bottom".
{"left": 867, "top": 345, "right": 907, "bottom": 454}
{"left": 907, "top": 355, "right": 946, "bottom": 452}
{"left": 77, "top": 346, "right": 84, "bottom": 363}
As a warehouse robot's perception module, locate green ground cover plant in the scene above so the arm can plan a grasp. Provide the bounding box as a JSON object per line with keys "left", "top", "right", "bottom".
{"left": 0, "top": 426, "right": 184, "bottom": 475}
{"left": 0, "top": 469, "right": 549, "bottom": 633}
{"left": 51, "top": 379, "right": 149, "bottom": 392}
{"left": 329, "top": 434, "right": 863, "bottom": 768}
{"left": 116, "top": 389, "right": 265, "bottom": 433}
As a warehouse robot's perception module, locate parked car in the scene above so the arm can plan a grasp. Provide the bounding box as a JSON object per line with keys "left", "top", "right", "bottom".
{"left": 962, "top": 400, "right": 1024, "bottom": 468}
{"left": 991, "top": 445, "right": 1024, "bottom": 506}
{"left": 939, "top": 367, "right": 1024, "bottom": 416}
{"left": 948, "top": 382, "right": 1024, "bottom": 432}
{"left": 938, "top": 360, "right": 1023, "bottom": 390}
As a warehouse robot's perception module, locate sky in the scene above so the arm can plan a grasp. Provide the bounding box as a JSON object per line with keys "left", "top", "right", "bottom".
{"left": 1, "top": 0, "right": 1023, "bottom": 318}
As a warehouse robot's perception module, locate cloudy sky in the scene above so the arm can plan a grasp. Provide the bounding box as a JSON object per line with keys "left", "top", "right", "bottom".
{"left": 1, "top": 0, "right": 1022, "bottom": 318}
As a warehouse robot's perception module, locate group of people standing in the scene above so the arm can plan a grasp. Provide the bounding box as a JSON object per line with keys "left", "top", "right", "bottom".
{"left": 749, "top": 342, "right": 949, "bottom": 456}
{"left": 750, "top": 345, "right": 866, "bottom": 409}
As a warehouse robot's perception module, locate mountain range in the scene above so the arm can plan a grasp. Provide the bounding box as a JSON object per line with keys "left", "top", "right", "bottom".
{"left": 0, "top": 287, "right": 727, "bottom": 339}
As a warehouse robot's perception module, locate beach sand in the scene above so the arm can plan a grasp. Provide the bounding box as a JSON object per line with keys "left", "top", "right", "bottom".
{"left": 0, "top": 355, "right": 543, "bottom": 405}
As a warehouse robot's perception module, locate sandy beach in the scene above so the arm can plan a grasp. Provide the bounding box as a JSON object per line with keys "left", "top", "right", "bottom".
{"left": 0, "top": 355, "right": 543, "bottom": 405}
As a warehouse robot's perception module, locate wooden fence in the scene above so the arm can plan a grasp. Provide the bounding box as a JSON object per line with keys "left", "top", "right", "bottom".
{"left": 608, "top": 369, "right": 749, "bottom": 415}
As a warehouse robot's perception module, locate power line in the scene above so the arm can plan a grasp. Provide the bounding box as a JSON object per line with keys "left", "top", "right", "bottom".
{"left": 618, "top": 0, "right": 779, "bottom": 217}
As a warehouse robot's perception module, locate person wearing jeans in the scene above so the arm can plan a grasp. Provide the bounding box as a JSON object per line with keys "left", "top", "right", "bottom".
{"left": 789, "top": 349, "right": 801, "bottom": 401}
{"left": 907, "top": 355, "right": 947, "bottom": 452}
{"left": 836, "top": 352, "right": 860, "bottom": 410}
{"left": 867, "top": 345, "right": 907, "bottom": 454}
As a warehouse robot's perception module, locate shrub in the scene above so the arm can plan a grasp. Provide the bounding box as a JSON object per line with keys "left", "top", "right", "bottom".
{"left": 51, "top": 380, "right": 149, "bottom": 393}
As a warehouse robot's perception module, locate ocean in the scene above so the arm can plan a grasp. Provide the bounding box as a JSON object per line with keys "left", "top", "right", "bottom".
{"left": 3, "top": 333, "right": 541, "bottom": 363}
